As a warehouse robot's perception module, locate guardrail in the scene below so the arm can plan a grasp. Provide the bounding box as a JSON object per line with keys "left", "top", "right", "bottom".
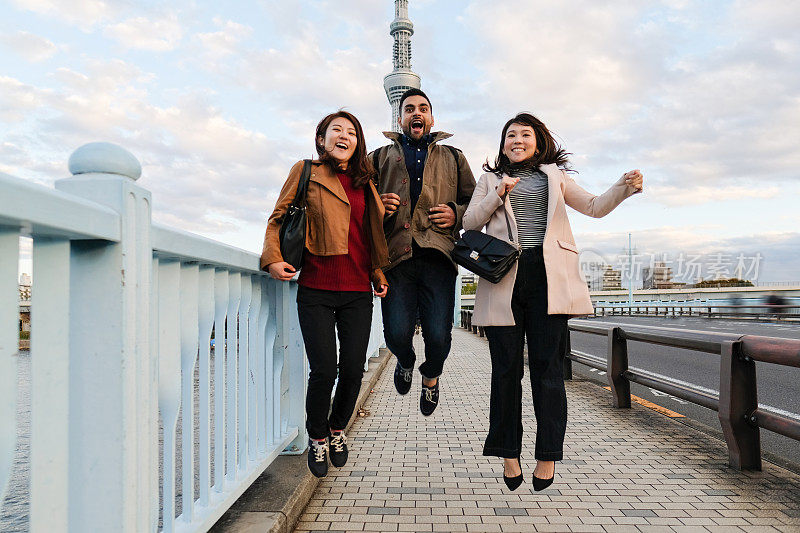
{"left": 593, "top": 304, "right": 800, "bottom": 320}
{"left": 458, "top": 310, "right": 800, "bottom": 470}
{"left": 567, "top": 319, "right": 800, "bottom": 470}
{"left": 1, "top": 143, "right": 385, "bottom": 532}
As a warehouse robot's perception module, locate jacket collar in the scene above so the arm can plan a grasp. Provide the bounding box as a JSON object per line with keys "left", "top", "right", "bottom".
{"left": 310, "top": 160, "right": 349, "bottom": 205}
{"left": 382, "top": 131, "right": 453, "bottom": 145}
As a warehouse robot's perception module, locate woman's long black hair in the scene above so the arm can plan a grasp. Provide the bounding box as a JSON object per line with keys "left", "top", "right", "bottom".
{"left": 483, "top": 112, "right": 572, "bottom": 175}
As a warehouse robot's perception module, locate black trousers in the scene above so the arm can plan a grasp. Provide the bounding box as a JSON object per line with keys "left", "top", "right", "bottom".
{"left": 297, "top": 286, "right": 373, "bottom": 440}
{"left": 482, "top": 247, "right": 569, "bottom": 461}
{"left": 381, "top": 245, "right": 456, "bottom": 379}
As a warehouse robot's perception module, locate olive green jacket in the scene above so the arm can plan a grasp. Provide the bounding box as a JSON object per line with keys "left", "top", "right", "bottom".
{"left": 370, "top": 131, "right": 475, "bottom": 270}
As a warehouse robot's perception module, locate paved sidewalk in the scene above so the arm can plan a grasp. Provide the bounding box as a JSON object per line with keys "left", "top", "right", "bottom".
{"left": 294, "top": 328, "right": 800, "bottom": 532}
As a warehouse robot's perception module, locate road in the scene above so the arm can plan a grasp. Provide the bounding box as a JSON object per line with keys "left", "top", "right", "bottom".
{"left": 568, "top": 316, "right": 800, "bottom": 468}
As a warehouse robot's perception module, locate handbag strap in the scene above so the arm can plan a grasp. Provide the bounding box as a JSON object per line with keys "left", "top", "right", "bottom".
{"left": 496, "top": 173, "right": 517, "bottom": 245}
{"left": 502, "top": 202, "right": 515, "bottom": 243}
{"left": 291, "top": 159, "right": 312, "bottom": 208}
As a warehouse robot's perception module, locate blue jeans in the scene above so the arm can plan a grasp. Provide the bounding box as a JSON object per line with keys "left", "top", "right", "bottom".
{"left": 381, "top": 246, "right": 456, "bottom": 379}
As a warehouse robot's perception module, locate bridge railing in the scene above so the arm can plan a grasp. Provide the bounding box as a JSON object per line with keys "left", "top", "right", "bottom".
{"left": 457, "top": 310, "right": 800, "bottom": 471}
{"left": 0, "top": 143, "right": 385, "bottom": 532}
{"left": 567, "top": 319, "right": 800, "bottom": 470}
{"left": 593, "top": 304, "right": 800, "bottom": 320}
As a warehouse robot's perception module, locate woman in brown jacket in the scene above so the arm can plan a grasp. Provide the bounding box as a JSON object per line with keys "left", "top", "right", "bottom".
{"left": 261, "top": 111, "right": 389, "bottom": 478}
{"left": 463, "top": 113, "right": 643, "bottom": 491}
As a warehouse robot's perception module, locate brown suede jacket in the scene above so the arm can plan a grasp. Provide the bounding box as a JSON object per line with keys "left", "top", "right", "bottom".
{"left": 370, "top": 131, "right": 475, "bottom": 271}
{"left": 260, "top": 159, "right": 389, "bottom": 288}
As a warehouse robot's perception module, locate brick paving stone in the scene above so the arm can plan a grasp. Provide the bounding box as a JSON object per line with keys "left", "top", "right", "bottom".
{"left": 294, "top": 328, "right": 800, "bottom": 533}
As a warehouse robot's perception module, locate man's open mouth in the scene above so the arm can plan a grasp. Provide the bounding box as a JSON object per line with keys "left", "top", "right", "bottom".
{"left": 411, "top": 119, "right": 424, "bottom": 131}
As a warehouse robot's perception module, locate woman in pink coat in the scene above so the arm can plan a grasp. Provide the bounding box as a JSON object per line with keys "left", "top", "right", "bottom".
{"left": 462, "top": 113, "right": 643, "bottom": 491}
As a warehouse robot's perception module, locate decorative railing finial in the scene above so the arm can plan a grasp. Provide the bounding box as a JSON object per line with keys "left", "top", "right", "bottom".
{"left": 68, "top": 142, "right": 142, "bottom": 180}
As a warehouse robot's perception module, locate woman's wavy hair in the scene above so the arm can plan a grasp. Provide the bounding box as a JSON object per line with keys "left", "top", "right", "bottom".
{"left": 483, "top": 112, "right": 572, "bottom": 175}
{"left": 315, "top": 110, "right": 375, "bottom": 188}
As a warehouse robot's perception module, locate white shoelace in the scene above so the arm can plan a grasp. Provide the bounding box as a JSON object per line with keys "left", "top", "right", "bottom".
{"left": 423, "top": 387, "right": 436, "bottom": 403}
{"left": 311, "top": 440, "right": 328, "bottom": 462}
{"left": 400, "top": 368, "right": 413, "bottom": 382}
{"left": 330, "top": 432, "right": 347, "bottom": 453}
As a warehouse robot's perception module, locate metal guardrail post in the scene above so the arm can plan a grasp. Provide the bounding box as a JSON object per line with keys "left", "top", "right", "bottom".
{"left": 718, "top": 340, "right": 761, "bottom": 470}
{"left": 607, "top": 327, "right": 631, "bottom": 408}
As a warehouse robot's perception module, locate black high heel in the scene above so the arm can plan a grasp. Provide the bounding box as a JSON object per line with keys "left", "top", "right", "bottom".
{"left": 532, "top": 464, "right": 555, "bottom": 492}
{"left": 503, "top": 458, "right": 523, "bottom": 491}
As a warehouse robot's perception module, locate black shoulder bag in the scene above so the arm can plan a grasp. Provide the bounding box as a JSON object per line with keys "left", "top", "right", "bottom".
{"left": 450, "top": 196, "right": 520, "bottom": 284}
{"left": 279, "top": 159, "right": 312, "bottom": 269}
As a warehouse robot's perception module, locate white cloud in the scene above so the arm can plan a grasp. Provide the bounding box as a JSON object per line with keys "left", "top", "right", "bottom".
{"left": 194, "top": 18, "right": 253, "bottom": 61}
{"left": 9, "top": 0, "right": 116, "bottom": 30}
{"left": 104, "top": 14, "right": 184, "bottom": 51}
{"left": 0, "top": 31, "right": 58, "bottom": 62}
{"left": 452, "top": 0, "right": 800, "bottom": 197}
{"left": 647, "top": 184, "right": 781, "bottom": 206}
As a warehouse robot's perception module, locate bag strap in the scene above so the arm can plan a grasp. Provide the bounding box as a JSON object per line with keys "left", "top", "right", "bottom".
{"left": 291, "top": 159, "right": 312, "bottom": 208}
{"left": 494, "top": 172, "right": 516, "bottom": 244}
{"left": 371, "top": 147, "right": 382, "bottom": 178}
{"left": 444, "top": 144, "right": 461, "bottom": 177}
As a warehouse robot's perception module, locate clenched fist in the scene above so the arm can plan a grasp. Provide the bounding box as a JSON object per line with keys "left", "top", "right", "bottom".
{"left": 623, "top": 169, "right": 643, "bottom": 191}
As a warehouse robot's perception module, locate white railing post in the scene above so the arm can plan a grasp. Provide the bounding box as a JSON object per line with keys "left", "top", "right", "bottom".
{"left": 0, "top": 230, "right": 20, "bottom": 507}
{"left": 53, "top": 142, "right": 155, "bottom": 532}
{"left": 280, "top": 282, "right": 307, "bottom": 453}
{"left": 30, "top": 237, "right": 71, "bottom": 532}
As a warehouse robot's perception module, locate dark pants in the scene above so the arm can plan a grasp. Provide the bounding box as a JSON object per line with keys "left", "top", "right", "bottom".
{"left": 482, "top": 247, "right": 569, "bottom": 461}
{"left": 381, "top": 245, "right": 456, "bottom": 379}
{"left": 297, "top": 286, "right": 373, "bottom": 440}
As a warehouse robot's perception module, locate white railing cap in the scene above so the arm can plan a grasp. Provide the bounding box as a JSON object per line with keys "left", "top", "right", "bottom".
{"left": 68, "top": 142, "right": 142, "bottom": 180}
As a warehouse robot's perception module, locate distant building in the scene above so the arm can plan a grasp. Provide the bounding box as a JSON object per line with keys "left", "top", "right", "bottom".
{"left": 19, "top": 272, "right": 31, "bottom": 301}
{"left": 642, "top": 261, "right": 674, "bottom": 289}
{"left": 19, "top": 273, "right": 31, "bottom": 334}
{"left": 602, "top": 266, "right": 622, "bottom": 290}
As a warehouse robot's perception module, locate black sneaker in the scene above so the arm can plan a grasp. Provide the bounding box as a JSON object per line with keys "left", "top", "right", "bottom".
{"left": 329, "top": 431, "right": 349, "bottom": 468}
{"left": 420, "top": 380, "right": 440, "bottom": 416}
{"left": 307, "top": 439, "right": 328, "bottom": 478}
{"left": 394, "top": 362, "right": 413, "bottom": 395}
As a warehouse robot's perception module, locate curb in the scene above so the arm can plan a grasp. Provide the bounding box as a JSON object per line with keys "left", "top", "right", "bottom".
{"left": 211, "top": 347, "right": 393, "bottom": 533}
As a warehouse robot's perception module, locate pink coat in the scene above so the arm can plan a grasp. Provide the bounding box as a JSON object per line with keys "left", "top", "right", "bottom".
{"left": 462, "top": 164, "right": 640, "bottom": 326}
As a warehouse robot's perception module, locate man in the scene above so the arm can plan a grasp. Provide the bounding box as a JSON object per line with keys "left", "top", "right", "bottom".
{"left": 370, "top": 88, "right": 475, "bottom": 416}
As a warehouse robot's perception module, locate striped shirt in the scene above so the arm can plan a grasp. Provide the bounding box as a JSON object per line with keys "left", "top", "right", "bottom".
{"left": 507, "top": 167, "right": 548, "bottom": 248}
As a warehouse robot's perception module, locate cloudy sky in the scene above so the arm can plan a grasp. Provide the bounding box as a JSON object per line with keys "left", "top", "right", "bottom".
{"left": 3, "top": 0, "right": 798, "bottom": 284}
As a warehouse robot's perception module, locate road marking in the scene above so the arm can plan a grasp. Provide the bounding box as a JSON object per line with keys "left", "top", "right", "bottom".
{"left": 604, "top": 387, "right": 685, "bottom": 418}
{"left": 650, "top": 389, "right": 689, "bottom": 404}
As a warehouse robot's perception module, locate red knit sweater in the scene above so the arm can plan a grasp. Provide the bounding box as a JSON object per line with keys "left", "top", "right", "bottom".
{"left": 298, "top": 173, "right": 372, "bottom": 292}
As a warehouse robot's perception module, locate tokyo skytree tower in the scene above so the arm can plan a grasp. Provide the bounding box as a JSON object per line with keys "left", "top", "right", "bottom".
{"left": 383, "top": 0, "right": 421, "bottom": 132}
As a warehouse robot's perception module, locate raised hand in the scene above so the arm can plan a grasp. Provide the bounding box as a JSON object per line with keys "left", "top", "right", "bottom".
{"left": 624, "top": 169, "right": 643, "bottom": 191}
